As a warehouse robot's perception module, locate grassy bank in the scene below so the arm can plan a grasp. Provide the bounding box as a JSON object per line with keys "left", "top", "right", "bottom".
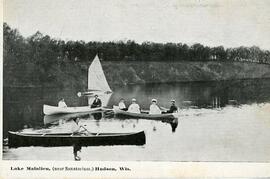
{"left": 103, "top": 61, "right": 270, "bottom": 87}
{"left": 4, "top": 61, "right": 270, "bottom": 89}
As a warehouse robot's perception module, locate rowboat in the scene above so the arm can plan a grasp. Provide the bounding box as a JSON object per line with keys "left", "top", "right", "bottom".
{"left": 8, "top": 131, "right": 145, "bottom": 148}
{"left": 77, "top": 55, "right": 112, "bottom": 97}
{"left": 43, "top": 105, "right": 102, "bottom": 115}
{"left": 113, "top": 106, "right": 177, "bottom": 121}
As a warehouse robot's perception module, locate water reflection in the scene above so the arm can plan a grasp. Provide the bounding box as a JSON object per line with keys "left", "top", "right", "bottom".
{"left": 3, "top": 79, "right": 270, "bottom": 138}
{"left": 92, "top": 112, "right": 102, "bottom": 120}
{"left": 169, "top": 118, "right": 178, "bottom": 133}
{"left": 73, "top": 144, "right": 82, "bottom": 161}
{"left": 43, "top": 112, "right": 94, "bottom": 125}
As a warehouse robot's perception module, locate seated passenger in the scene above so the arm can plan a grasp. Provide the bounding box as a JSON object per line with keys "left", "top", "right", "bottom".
{"left": 166, "top": 100, "right": 178, "bottom": 113}
{"left": 149, "top": 99, "right": 162, "bottom": 114}
{"left": 58, "top": 98, "right": 67, "bottom": 108}
{"left": 128, "top": 98, "right": 141, "bottom": 113}
{"left": 118, "top": 98, "right": 128, "bottom": 111}
{"left": 71, "top": 118, "right": 87, "bottom": 135}
{"left": 91, "top": 95, "right": 102, "bottom": 108}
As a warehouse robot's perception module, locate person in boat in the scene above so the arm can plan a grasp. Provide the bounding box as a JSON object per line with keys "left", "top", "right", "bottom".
{"left": 166, "top": 99, "right": 178, "bottom": 113}
{"left": 118, "top": 98, "right": 128, "bottom": 111}
{"left": 149, "top": 99, "right": 162, "bottom": 114}
{"left": 128, "top": 98, "right": 141, "bottom": 113}
{"left": 91, "top": 94, "right": 102, "bottom": 108}
{"left": 71, "top": 118, "right": 88, "bottom": 135}
{"left": 58, "top": 98, "right": 67, "bottom": 108}
{"left": 71, "top": 117, "right": 87, "bottom": 161}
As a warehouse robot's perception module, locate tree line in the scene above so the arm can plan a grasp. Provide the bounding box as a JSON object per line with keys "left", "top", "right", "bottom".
{"left": 3, "top": 22, "right": 270, "bottom": 87}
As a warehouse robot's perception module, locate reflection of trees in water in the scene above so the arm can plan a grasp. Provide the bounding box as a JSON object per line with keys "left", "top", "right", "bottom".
{"left": 177, "top": 79, "right": 270, "bottom": 109}
{"left": 4, "top": 79, "right": 270, "bottom": 139}
{"left": 227, "top": 79, "right": 270, "bottom": 104}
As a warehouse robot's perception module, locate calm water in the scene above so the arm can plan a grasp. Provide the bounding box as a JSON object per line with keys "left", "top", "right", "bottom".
{"left": 3, "top": 79, "right": 270, "bottom": 161}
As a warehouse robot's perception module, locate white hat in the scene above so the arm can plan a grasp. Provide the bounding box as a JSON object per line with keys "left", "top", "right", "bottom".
{"left": 132, "top": 98, "right": 136, "bottom": 102}
{"left": 151, "top": 99, "right": 157, "bottom": 102}
{"left": 171, "top": 99, "right": 175, "bottom": 102}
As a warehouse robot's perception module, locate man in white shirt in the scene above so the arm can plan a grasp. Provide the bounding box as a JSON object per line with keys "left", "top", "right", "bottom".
{"left": 149, "top": 99, "right": 162, "bottom": 114}
{"left": 128, "top": 98, "right": 141, "bottom": 113}
{"left": 118, "top": 98, "right": 127, "bottom": 111}
{"left": 58, "top": 98, "right": 67, "bottom": 108}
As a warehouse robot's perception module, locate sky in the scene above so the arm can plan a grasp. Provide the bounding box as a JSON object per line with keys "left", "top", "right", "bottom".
{"left": 4, "top": 0, "right": 270, "bottom": 49}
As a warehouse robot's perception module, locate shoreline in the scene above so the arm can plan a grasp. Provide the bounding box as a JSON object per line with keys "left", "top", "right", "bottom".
{"left": 3, "top": 77, "right": 270, "bottom": 89}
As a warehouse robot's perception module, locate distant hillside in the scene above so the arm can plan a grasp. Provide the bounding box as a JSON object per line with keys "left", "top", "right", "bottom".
{"left": 103, "top": 61, "right": 270, "bottom": 86}
{"left": 3, "top": 22, "right": 270, "bottom": 88}
{"left": 4, "top": 60, "right": 270, "bottom": 89}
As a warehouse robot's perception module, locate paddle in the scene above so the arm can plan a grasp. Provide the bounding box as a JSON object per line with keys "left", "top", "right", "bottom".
{"left": 81, "top": 125, "right": 99, "bottom": 136}
{"left": 160, "top": 106, "right": 169, "bottom": 112}
{"left": 101, "top": 107, "right": 114, "bottom": 111}
{"left": 80, "top": 125, "right": 92, "bottom": 135}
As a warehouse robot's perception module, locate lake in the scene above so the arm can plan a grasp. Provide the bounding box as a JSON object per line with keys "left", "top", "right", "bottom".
{"left": 3, "top": 79, "right": 270, "bottom": 161}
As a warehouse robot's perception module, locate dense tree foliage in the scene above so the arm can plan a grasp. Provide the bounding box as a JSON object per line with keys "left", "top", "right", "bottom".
{"left": 3, "top": 22, "right": 270, "bottom": 87}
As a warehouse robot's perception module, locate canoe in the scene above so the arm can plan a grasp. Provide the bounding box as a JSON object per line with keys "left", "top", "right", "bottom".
{"left": 8, "top": 131, "right": 145, "bottom": 148}
{"left": 43, "top": 104, "right": 102, "bottom": 115}
{"left": 113, "top": 106, "right": 177, "bottom": 121}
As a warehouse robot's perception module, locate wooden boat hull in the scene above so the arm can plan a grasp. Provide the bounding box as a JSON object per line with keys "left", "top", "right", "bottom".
{"left": 43, "top": 105, "right": 102, "bottom": 115}
{"left": 8, "top": 131, "right": 145, "bottom": 148}
{"left": 113, "top": 106, "right": 177, "bottom": 121}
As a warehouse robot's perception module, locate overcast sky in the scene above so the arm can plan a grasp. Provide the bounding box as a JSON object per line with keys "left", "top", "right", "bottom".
{"left": 4, "top": 0, "right": 270, "bottom": 49}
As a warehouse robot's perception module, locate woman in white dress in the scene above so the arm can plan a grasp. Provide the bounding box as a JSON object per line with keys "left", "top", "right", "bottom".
{"left": 149, "top": 99, "right": 162, "bottom": 114}
{"left": 128, "top": 98, "right": 141, "bottom": 113}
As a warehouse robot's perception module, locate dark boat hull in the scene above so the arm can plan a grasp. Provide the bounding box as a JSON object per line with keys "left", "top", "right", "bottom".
{"left": 113, "top": 106, "right": 176, "bottom": 122}
{"left": 8, "top": 131, "right": 145, "bottom": 148}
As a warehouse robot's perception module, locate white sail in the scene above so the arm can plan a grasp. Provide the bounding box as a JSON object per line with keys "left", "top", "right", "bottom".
{"left": 88, "top": 55, "right": 112, "bottom": 92}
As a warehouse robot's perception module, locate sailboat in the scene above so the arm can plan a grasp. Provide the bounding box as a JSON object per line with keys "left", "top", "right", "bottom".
{"left": 77, "top": 55, "right": 112, "bottom": 97}
{"left": 44, "top": 93, "right": 112, "bottom": 124}
{"left": 43, "top": 55, "right": 113, "bottom": 115}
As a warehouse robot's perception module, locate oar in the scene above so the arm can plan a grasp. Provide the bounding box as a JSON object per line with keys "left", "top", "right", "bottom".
{"left": 101, "top": 107, "right": 115, "bottom": 115}
{"left": 81, "top": 125, "right": 92, "bottom": 135}
{"left": 141, "top": 109, "right": 149, "bottom": 114}
{"left": 160, "top": 106, "right": 168, "bottom": 112}
{"left": 101, "top": 107, "right": 113, "bottom": 111}
{"left": 81, "top": 125, "right": 99, "bottom": 136}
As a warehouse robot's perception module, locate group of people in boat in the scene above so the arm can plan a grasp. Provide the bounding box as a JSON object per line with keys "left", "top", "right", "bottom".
{"left": 118, "top": 98, "right": 178, "bottom": 114}
{"left": 58, "top": 95, "right": 178, "bottom": 114}
{"left": 58, "top": 95, "right": 178, "bottom": 161}
{"left": 58, "top": 94, "right": 102, "bottom": 108}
